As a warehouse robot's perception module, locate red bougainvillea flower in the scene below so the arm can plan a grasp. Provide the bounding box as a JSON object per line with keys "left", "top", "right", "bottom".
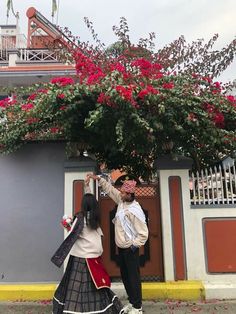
{"left": 204, "top": 103, "right": 215, "bottom": 113}
{"left": 137, "top": 89, "right": 149, "bottom": 99}
{"left": 27, "top": 93, "right": 37, "bottom": 101}
{"left": 203, "top": 103, "right": 225, "bottom": 128}
{"left": 116, "top": 85, "right": 133, "bottom": 102}
{"left": 154, "top": 72, "right": 164, "bottom": 79}
{"left": 122, "top": 72, "right": 132, "bottom": 81}
{"left": 51, "top": 77, "right": 75, "bottom": 86}
{"left": 138, "top": 85, "right": 159, "bottom": 99}
{"left": 0, "top": 98, "right": 9, "bottom": 108}
{"left": 97, "top": 93, "right": 114, "bottom": 107}
{"left": 211, "top": 81, "right": 222, "bottom": 94}
{"left": 87, "top": 71, "right": 105, "bottom": 85}
{"left": 97, "top": 93, "right": 107, "bottom": 104}
{"left": 50, "top": 127, "right": 60, "bottom": 134}
{"left": 74, "top": 50, "right": 104, "bottom": 84}
{"left": 21, "top": 103, "right": 34, "bottom": 111}
{"left": 202, "top": 76, "right": 212, "bottom": 83}
{"left": 213, "top": 81, "right": 221, "bottom": 89}
{"left": 131, "top": 58, "right": 152, "bottom": 76}
{"left": 162, "top": 82, "right": 174, "bottom": 89}
{"left": 226, "top": 95, "right": 236, "bottom": 107}
{"left": 0, "top": 97, "right": 17, "bottom": 108}
{"left": 57, "top": 93, "right": 66, "bottom": 99}
{"left": 152, "top": 63, "right": 163, "bottom": 71}
{"left": 130, "top": 58, "right": 164, "bottom": 78}
{"left": 8, "top": 99, "right": 17, "bottom": 106}
{"left": 38, "top": 89, "right": 48, "bottom": 94}
{"left": 213, "top": 112, "right": 225, "bottom": 128}
{"left": 26, "top": 117, "right": 39, "bottom": 124}
{"left": 110, "top": 63, "right": 126, "bottom": 73}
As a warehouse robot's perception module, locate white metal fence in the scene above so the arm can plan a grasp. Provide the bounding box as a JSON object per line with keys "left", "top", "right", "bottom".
{"left": 190, "top": 162, "right": 236, "bottom": 206}
{"left": 19, "top": 48, "right": 60, "bottom": 62}
{"left": 0, "top": 48, "right": 62, "bottom": 64}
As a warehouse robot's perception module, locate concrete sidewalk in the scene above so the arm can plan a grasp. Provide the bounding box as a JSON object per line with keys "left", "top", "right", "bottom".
{"left": 1, "top": 299, "right": 236, "bottom": 314}
{"left": 1, "top": 281, "right": 236, "bottom": 313}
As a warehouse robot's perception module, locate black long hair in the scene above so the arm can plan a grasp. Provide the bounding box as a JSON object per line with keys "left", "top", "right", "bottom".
{"left": 81, "top": 193, "right": 100, "bottom": 230}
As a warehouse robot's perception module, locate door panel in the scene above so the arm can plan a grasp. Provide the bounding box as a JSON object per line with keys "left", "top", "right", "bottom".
{"left": 99, "top": 184, "right": 164, "bottom": 281}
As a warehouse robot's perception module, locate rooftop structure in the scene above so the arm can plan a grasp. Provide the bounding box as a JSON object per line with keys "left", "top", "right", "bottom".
{"left": 0, "top": 7, "right": 76, "bottom": 88}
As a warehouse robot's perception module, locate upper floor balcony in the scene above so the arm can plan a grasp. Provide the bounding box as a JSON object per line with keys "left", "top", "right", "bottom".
{"left": 0, "top": 34, "right": 67, "bottom": 66}
{"left": 0, "top": 35, "right": 75, "bottom": 88}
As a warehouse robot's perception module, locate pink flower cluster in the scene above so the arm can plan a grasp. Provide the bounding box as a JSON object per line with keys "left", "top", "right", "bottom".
{"left": 51, "top": 77, "right": 75, "bottom": 86}
{"left": 61, "top": 215, "right": 73, "bottom": 231}
{"left": 226, "top": 95, "right": 236, "bottom": 107}
{"left": 131, "top": 58, "right": 163, "bottom": 78}
{"left": 21, "top": 103, "right": 34, "bottom": 111}
{"left": 74, "top": 50, "right": 104, "bottom": 84}
{"left": 0, "top": 97, "right": 17, "bottom": 108}
{"left": 138, "top": 85, "right": 159, "bottom": 99}
{"left": 204, "top": 103, "right": 225, "bottom": 128}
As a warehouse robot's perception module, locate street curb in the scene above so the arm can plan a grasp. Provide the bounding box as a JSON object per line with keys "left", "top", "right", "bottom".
{"left": 0, "top": 281, "right": 204, "bottom": 301}
{"left": 142, "top": 281, "right": 205, "bottom": 300}
{"left": 0, "top": 284, "right": 57, "bottom": 301}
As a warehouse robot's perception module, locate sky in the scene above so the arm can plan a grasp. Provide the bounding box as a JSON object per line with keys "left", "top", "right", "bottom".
{"left": 0, "top": 0, "right": 235, "bottom": 83}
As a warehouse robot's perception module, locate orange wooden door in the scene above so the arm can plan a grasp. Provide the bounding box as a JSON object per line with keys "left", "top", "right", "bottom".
{"left": 99, "top": 184, "right": 164, "bottom": 281}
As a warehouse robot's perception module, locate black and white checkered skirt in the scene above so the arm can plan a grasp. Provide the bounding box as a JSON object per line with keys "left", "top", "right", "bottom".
{"left": 53, "top": 255, "right": 124, "bottom": 314}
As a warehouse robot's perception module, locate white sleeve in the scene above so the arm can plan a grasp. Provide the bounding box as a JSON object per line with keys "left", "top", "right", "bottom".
{"left": 99, "top": 178, "right": 122, "bottom": 204}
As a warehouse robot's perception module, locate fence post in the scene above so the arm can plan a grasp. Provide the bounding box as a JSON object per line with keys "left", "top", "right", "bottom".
{"left": 155, "top": 154, "right": 193, "bottom": 281}
{"left": 8, "top": 49, "right": 19, "bottom": 66}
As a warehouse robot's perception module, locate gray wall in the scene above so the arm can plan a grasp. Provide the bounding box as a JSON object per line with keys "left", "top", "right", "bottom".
{"left": 0, "top": 142, "right": 66, "bottom": 282}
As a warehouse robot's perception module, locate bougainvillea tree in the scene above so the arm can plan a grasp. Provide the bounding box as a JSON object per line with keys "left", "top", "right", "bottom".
{"left": 0, "top": 18, "right": 236, "bottom": 179}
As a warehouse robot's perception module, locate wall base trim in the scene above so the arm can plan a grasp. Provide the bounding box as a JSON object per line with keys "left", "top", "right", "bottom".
{"left": 0, "top": 284, "right": 57, "bottom": 301}
{"left": 0, "top": 281, "right": 205, "bottom": 301}
{"left": 204, "top": 282, "right": 236, "bottom": 300}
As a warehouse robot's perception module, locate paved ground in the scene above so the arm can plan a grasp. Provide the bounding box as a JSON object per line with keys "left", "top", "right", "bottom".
{"left": 1, "top": 299, "right": 236, "bottom": 314}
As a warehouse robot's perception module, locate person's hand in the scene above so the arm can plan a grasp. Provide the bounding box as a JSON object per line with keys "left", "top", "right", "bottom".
{"left": 87, "top": 173, "right": 100, "bottom": 181}
{"left": 130, "top": 244, "right": 138, "bottom": 252}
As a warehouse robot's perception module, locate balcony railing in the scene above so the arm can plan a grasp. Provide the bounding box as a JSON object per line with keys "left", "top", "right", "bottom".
{"left": 19, "top": 48, "right": 60, "bottom": 62}
{"left": 190, "top": 162, "right": 236, "bottom": 206}
{"left": 0, "top": 49, "right": 8, "bottom": 61}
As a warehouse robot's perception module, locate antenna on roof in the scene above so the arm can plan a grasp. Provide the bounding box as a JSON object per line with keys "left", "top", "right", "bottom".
{"left": 56, "top": 0, "right": 60, "bottom": 25}
{"left": 6, "top": 0, "right": 19, "bottom": 24}
{"left": 51, "top": 0, "right": 58, "bottom": 23}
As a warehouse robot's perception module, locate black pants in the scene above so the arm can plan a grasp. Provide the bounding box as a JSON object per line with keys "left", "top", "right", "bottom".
{"left": 118, "top": 247, "right": 142, "bottom": 309}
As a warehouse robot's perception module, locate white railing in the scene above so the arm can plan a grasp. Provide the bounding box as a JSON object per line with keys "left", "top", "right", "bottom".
{"left": 0, "top": 34, "right": 27, "bottom": 62}
{"left": 0, "top": 48, "right": 62, "bottom": 64}
{"left": 190, "top": 162, "right": 236, "bottom": 206}
{"left": 19, "top": 49, "right": 60, "bottom": 62}
{"left": 0, "top": 49, "right": 8, "bottom": 61}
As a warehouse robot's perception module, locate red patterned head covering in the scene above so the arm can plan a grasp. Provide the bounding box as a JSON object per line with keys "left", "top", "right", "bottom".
{"left": 120, "top": 180, "right": 137, "bottom": 194}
